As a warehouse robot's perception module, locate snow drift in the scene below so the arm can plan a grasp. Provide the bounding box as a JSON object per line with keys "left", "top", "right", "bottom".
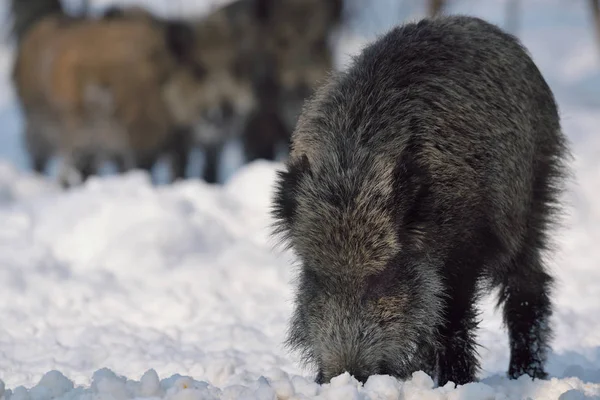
{"left": 0, "top": 156, "right": 599, "bottom": 399}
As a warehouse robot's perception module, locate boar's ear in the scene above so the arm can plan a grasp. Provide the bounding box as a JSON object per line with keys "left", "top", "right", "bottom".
{"left": 273, "top": 154, "right": 312, "bottom": 230}
{"left": 165, "top": 20, "right": 195, "bottom": 63}
{"left": 392, "top": 136, "right": 433, "bottom": 245}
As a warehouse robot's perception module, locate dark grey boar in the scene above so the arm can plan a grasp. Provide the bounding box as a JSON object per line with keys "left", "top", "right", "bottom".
{"left": 272, "top": 15, "right": 570, "bottom": 387}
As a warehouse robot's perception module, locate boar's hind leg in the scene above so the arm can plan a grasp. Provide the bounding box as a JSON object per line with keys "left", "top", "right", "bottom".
{"left": 497, "top": 244, "right": 553, "bottom": 381}
{"left": 436, "top": 270, "right": 481, "bottom": 387}
{"left": 496, "top": 151, "right": 558, "bottom": 381}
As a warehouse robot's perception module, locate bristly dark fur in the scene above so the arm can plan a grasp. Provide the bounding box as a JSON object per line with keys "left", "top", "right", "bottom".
{"left": 272, "top": 15, "right": 570, "bottom": 387}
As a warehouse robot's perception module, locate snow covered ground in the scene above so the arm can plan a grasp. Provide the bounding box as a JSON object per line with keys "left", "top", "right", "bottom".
{"left": 1, "top": 0, "right": 600, "bottom": 399}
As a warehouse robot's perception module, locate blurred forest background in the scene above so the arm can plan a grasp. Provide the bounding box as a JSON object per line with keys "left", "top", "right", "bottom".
{"left": 1, "top": 0, "right": 599, "bottom": 188}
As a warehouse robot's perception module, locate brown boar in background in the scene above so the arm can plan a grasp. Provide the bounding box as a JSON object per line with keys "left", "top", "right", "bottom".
{"left": 10, "top": 0, "right": 203, "bottom": 187}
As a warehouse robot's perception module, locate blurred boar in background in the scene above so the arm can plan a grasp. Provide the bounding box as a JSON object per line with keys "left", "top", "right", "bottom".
{"left": 10, "top": 0, "right": 202, "bottom": 187}
{"left": 242, "top": 0, "right": 344, "bottom": 164}
{"left": 174, "top": 0, "right": 344, "bottom": 183}
{"left": 164, "top": 0, "right": 259, "bottom": 184}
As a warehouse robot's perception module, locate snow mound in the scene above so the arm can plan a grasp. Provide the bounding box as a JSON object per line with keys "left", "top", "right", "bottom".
{"left": 1, "top": 369, "right": 600, "bottom": 400}
{"left": 0, "top": 159, "right": 598, "bottom": 399}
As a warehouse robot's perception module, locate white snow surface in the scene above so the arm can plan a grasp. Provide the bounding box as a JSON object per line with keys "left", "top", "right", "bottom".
{"left": 1, "top": 0, "right": 600, "bottom": 399}
{"left": 0, "top": 156, "right": 598, "bottom": 400}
